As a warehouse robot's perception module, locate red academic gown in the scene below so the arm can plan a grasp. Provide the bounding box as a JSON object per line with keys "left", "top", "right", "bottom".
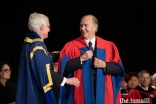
{"left": 128, "top": 86, "right": 156, "bottom": 104}
{"left": 58, "top": 36, "right": 124, "bottom": 104}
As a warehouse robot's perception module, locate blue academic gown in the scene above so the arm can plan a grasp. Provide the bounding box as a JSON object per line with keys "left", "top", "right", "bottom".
{"left": 16, "top": 32, "right": 56, "bottom": 104}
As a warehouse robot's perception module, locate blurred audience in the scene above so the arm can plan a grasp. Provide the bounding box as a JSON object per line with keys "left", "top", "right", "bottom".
{"left": 128, "top": 70, "right": 156, "bottom": 104}
{"left": 0, "top": 61, "right": 16, "bottom": 104}
{"left": 121, "top": 71, "right": 139, "bottom": 99}
{"left": 151, "top": 73, "right": 156, "bottom": 89}
{"left": 125, "top": 71, "right": 139, "bottom": 92}
{"left": 51, "top": 51, "right": 60, "bottom": 73}
{"left": 121, "top": 78, "right": 127, "bottom": 89}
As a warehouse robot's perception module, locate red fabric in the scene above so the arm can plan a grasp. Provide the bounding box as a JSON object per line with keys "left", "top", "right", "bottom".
{"left": 105, "top": 75, "right": 114, "bottom": 104}
{"left": 128, "top": 89, "right": 156, "bottom": 104}
{"left": 100, "top": 35, "right": 122, "bottom": 104}
{"left": 58, "top": 37, "right": 86, "bottom": 104}
{"left": 116, "top": 91, "right": 122, "bottom": 104}
{"left": 73, "top": 69, "right": 84, "bottom": 104}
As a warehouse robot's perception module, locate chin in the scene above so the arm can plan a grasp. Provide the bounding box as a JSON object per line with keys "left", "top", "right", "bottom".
{"left": 82, "top": 34, "right": 89, "bottom": 39}
{"left": 4, "top": 78, "right": 10, "bottom": 80}
{"left": 44, "top": 36, "right": 48, "bottom": 39}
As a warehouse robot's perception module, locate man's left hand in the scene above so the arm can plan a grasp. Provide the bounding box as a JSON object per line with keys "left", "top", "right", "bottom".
{"left": 93, "top": 57, "right": 106, "bottom": 68}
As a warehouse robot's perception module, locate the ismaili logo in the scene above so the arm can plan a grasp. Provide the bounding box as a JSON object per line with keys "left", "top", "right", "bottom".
{"left": 120, "top": 98, "right": 150, "bottom": 103}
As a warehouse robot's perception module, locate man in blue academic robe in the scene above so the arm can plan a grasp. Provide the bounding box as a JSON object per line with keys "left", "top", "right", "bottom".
{"left": 16, "top": 12, "right": 80, "bottom": 104}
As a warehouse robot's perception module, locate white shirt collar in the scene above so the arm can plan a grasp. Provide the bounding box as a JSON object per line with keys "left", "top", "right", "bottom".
{"left": 85, "top": 37, "right": 96, "bottom": 48}
{"left": 40, "top": 37, "right": 43, "bottom": 41}
{"left": 140, "top": 85, "right": 149, "bottom": 90}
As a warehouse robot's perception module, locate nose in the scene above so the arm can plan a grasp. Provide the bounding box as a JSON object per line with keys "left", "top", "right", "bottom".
{"left": 80, "top": 25, "right": 85, "bottom": 30}
{"left": 48, "top": 28, "right": 51, "bottom": 32}
{"left": 82, "top": 26, "right": 85, "bottom": 30}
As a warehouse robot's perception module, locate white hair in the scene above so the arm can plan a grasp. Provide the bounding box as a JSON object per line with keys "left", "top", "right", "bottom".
{"left": 28, "top": 12, "right": 49, "bottom": 32}
{"left": 152, "top": 73, "right": 156, "bottom": 80}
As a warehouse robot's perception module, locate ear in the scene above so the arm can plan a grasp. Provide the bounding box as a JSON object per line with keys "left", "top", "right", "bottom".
{"left": 94, "top": 24, "right": 98, "bottom": 32}
{"left": 40, "top": 24, "right": 44, "bottom": 31}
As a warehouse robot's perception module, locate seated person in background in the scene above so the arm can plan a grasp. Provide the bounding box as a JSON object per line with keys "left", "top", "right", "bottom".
{"left": 51, "top": 51, "right": 60, "bottom": 102}
{"left": 125, "top": 71, "right": 139, "bottom": 93}
{"left": 0, "top": 61, "right": 16, "bottom": 104}
{"left": 121, "top": 71, "right": 139, "bottom": 99}
{"left": 128, "top": 70, "right": 156, "bottom": 104}
{"left": 121, "top": 77, "right": 127, "bottom": 89}
{"left": 51, "top": 51, "right": 60, "bottom": 73}
{"left": 151, "top": 73, "right": 156, "bottom": 89}
{"left": 120, "top": 78, "right": 127, "bottom": 95}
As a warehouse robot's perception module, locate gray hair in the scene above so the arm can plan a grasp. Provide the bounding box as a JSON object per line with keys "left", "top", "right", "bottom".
{"left": 92, "top": 15, "right": 99, "bottom": 32}
{"left": 92, "top": 15, "right": 98, "bottom": 26}
{"left": 152, "top": 73, "right": 156, "bottom": 80}
{"left": 28, "top": 12, "right": 49, "bottom": 32}
{"left": 138, "top": 70, "right": 150, "bottom": 78}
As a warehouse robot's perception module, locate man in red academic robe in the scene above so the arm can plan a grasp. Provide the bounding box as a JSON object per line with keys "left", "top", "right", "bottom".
{"left": 58, "top": 14, "right": 124, "bottom": 104}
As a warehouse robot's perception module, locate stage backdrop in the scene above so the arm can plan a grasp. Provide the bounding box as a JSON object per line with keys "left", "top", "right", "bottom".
{"left": 0, "top": 0, "right": 155, "bottom": 82}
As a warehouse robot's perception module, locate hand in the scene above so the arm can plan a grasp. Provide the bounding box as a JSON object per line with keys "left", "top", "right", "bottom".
{"left": 65, "top": 77, "right": 80, "bottom": 87}
{"left": 93, "top": 57, "right": 106, "bottom": 68}
{"left": 80, "top": 50, "right": 93, "bottom": 62}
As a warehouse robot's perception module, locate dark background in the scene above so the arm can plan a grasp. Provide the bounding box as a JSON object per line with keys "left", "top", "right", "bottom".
{"left": 0, "top": 0, "right": 155, "bottom": 83}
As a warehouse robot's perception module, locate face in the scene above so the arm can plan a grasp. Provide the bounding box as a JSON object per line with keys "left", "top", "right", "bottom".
{"left": 121, "top": 79, "right": 127, "bottom": 89}
{"left": 41, "top": 20, "right": 51, "bottom": 39}
{"left": 127, "top": 76, "right": 139, "bottom": 89}
{"left": 80, "top": 15, "right": 97, "bottom": 40}
{"left": 139, "top": 73, "right": 151, "bottom": 87}
{"left": 53, "top": 62, "right": 58, "bottom": 73}
{"left": 151, "top": 77, "right": 156, "bottom": 86}
{"left": 0, "top": 64, "right": 11, "bottom": 80}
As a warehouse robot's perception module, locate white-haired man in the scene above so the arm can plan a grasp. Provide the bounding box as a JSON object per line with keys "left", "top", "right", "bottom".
{"left": 16, "top": 12, "right": 80, "bottom": 104}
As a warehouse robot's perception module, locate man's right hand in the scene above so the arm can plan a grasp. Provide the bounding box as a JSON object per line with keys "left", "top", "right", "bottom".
{"left": 80, "top": 50, "right": 93, "bottom": 62}
{"left": 65, "top": 77, "right": 80, "bottom": 87}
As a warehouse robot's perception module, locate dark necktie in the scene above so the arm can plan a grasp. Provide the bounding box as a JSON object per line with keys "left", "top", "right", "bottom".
{"left": 88, "top": 41, "right": 94, "bottom": 52}
{"left": 89, "top": 41, "right": 96, "bottom": 97}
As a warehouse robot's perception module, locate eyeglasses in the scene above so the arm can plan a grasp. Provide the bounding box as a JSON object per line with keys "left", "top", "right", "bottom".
{"left": 0, "top": 69, "right": 12, "bottom": 73}
{"left": 47, "top": 25, "right": 51, "bottom": 29}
